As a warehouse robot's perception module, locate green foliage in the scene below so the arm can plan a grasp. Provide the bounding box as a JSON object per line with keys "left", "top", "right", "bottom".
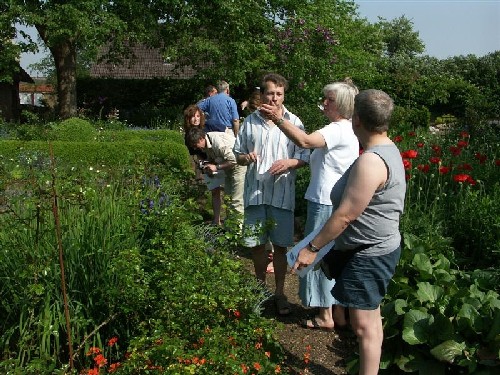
{"left": 376, "top": 16, "right": 425, "bottom": 58}
{"left": 378, "top": 233, "right": 500, "bottom": 374}
{"left": 0, "top": 135, "right": 284, "bottom": 374}
{"left": 0, "top": 139, "right": 190, "bottom": 170}
{"left": 390, "top": 105, "right": 430, "bottom": 132}
{"left": 49, "top": 117, "right": 97, "bottom": 141}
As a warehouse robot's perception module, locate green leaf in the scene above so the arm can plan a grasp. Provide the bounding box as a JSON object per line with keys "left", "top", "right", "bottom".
{"left": 402, "top": 309, "right": 432, "bottom": 345}
{"left": 412, "top": 253, "right": 433, "bottom": 276}
{"left": 416, "top": 281, "right": 444, "bottom": 304}
{"left": 430, "top": 340, "right": 466, "bottom": 363}
{"left": 457, "top": 303, "right": 484, "bottom": 333}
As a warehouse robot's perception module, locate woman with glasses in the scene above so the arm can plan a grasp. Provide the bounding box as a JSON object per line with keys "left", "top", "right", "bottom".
{"left": 261, "top": 80, "right": 359, "bottom": 330}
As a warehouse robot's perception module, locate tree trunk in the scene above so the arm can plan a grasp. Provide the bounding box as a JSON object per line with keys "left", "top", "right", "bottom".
{"left": 36, "top": 25, "right": 78, "bottom": 119}
{"left": 50, "top": 41, "right": 78, "bottom": 119}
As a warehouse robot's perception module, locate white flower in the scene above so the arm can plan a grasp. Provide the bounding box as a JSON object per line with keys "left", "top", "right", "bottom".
{"left": 89, "top": 166, "right": 94, "bottom": 171}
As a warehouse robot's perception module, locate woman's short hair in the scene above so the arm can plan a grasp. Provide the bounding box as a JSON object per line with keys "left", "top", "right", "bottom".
{"left": 323, "top": 81, "right": 359, "bottom": 119}
{"left": 183, "top": 104, "right": 205, "bottom": 132}
{"left": 354, "top": 89, "right": 394, "bottom": 133}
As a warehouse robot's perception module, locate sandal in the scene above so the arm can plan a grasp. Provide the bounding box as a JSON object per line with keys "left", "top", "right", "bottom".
{"left": 274, "top": 295, "right": 291, "bottom": 316}
{"left": 300, "top": 317, "right": 334, "bottom": 332}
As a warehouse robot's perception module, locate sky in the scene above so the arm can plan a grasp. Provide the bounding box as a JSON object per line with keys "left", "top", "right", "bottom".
{"left": 18, "top": 0, "right": 500, "bottom": 76}
{"left": 356, "top": 0, "right": 500, "bottom": 59}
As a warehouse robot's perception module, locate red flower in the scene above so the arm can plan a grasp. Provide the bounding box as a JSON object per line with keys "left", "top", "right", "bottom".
{"left": 94, "top": 354, "right": 107, "bottom": 367}
{"left": 254, "top": 362, "right": 262, "bottom": 371}
{"left": 457, "top": 163, "right": 473, "bottom": 171}
{"left": 417, "top": 142, "right": 425, "bottom": 148}
{"left": 403, "top": 159, "right": 412, "bottom": 170}
{"left": 265, "top": 351, "right": 271, "bottom": 358}
{"left": 475, "top": 152, "right": 487, "bottom": 163}
{"left": 429, "top": 157, "right": 441, "bottom": 164}
{"left": 85, "top": 368, "right": 99, "bottom": 375}
{"left": 393, "top": 135, "right": 403, "bottom": 143}
{"left": 109, "top": 363, "right": 121, "bottom": 373}
{"left": 241, "top": 364, "right": 249, "bottom": 374}
{"left": 460, "top": 131, "right": 470, "bottom": 138}
{"left": 439, "top": 166, "right": 452, "bottom": 174}
{"left": 453, "top": 174, "right": 471, "bottom": 183}
{"left": 467, "top": 177, "right": 477, "bottom": 185}
{"left": 408, "top": 131, "right": 416, "bottom": 137}
{"left": 402, "top": 150, "right": 418, "bottom": 159}
{"left": 449, "top": 146, "right": 462, "bottom": 156}
{"left": 405, "top": 174, "right": 411, "bottom": 181}
{"left": 431, "top": 145, "right": 442, "bottom": 155}
{"left": 233, "top": 310, "right": 241, "bottom": 318}
{"left": 108, "top": 337, "right": 118, "bottom": 347}
{"left": 417, "top": 164, "right": 430, "bottom": 173}
{"left": 457, "top": 140, "right": 468, "bottom": 148}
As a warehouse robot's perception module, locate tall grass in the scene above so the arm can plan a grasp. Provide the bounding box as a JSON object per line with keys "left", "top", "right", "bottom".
{"left": 0, "top": 161, "right": 145, "bottom": 369}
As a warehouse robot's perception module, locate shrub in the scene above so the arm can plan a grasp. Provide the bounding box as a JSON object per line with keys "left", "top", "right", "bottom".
{"left": 50, "top": 117, "right": 97, "bottom": 142}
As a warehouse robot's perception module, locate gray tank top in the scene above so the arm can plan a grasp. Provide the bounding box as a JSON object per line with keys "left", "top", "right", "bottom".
{"left": 330, "top": 144, "right": 406, "bottom": 256}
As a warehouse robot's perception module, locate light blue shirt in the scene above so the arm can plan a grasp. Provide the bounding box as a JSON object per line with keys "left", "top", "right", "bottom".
{"left": 234, "top": 107, "right": 310, "bottom": 211}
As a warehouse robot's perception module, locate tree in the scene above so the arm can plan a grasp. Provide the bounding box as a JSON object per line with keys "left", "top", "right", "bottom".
{"left": 376, "top": 15, "right": 425, "bottom": 58}
{"left": 6, "top": 1, "right": 163, "bottom": 118}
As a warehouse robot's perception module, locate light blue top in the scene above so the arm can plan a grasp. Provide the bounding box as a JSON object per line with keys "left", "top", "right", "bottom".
{"left": 233, "top": 107, "right": 310, "bottom": 211}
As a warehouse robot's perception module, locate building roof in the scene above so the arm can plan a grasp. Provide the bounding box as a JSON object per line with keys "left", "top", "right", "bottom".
{"left": 90, "top": 44, "right": 199, "bottom": 79}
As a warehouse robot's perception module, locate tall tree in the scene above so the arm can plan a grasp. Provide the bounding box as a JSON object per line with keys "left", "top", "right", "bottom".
{"left": 376, "top": 15, "right": 425, "bottom": 58}
{"left": 6, "top": 1, "right": 161, "bottom": 118}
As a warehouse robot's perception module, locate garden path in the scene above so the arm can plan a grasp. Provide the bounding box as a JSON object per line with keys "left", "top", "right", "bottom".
{"left": 236, "top": 247, "right": 357, "bottom": 375}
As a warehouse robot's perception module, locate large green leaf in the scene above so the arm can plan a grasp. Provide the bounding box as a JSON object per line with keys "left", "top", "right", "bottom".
{"left": 412, "top": 253, "right": 433, "bottom": 277}
{"left": 416, "top": 281, "right": 444, "bottom": 304}
{"left": 457, "top": 303, "right": 484, "bottom": 333}
{"left": 430, "top": 340, "right": 466, "bottom": 363}
{"left": 402, "top": 309, "right": 432, "bottom": 345}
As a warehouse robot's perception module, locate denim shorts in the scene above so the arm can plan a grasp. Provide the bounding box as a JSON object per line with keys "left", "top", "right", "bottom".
{"left": 332, "top": 247, "right": 401, "bottom": 310}
{"left": 242, "top": 205, "right": 294, "bottom": 248}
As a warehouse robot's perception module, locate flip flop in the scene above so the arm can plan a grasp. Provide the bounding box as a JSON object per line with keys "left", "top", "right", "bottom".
{"left": 275, "top": 295, "right": 291, "bottom": 316}
{"left": 300, "top": 317, "right": 334, "bottom": 332}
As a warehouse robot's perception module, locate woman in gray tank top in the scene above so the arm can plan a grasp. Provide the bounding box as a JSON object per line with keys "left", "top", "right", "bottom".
{"left": 291, "top": 89, "right": 406, "bottom": 375}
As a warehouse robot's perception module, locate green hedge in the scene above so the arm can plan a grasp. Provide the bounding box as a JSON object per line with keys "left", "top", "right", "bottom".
{"left": 0, "top": 140, "right": 190, "bottom": 170}
{"left": 98, "top": 129, "right": 184, "bottom": 144}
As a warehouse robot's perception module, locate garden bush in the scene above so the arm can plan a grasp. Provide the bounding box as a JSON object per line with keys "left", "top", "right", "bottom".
{"left": 0, "top": 139, "right": 190, "bottom": 171}
{"left": 49, "top": 117, "right": 97, "bottom": 142}
{"left": 0, "top": 154, "right": 284, "bottom": 374}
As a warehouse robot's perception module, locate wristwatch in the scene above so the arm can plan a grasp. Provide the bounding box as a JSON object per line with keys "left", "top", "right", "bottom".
{"left": 308, "top": 241, "right": 320, "bottom": 253}
{"left": 276, "top": 117, "right": 285, "bottom": 127}
{"left": 216, "top": 164, "right": 222, "bottom": 170}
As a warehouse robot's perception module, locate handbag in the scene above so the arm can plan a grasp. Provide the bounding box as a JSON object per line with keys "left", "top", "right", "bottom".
{"left": 320, "top": 244, "right": 374, "bottom": 280}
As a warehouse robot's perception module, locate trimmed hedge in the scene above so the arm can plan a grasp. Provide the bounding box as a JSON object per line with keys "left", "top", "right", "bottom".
{"left": 0, "top": 140, "right": 190, "bottom": 170}
{"left": 98, "top": 129, "right": 184, "bottom": 144}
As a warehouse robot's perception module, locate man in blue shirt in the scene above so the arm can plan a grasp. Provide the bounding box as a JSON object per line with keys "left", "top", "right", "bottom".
{"left": 198, "top": 81, "right": 240, "bottom": 136}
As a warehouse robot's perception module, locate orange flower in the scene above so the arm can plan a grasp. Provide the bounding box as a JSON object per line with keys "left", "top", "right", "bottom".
{"left": 275, "top": 365, "right": 281, "bottom": 373}
{"left": 265, "top": 351, "right": 271, "bottom": 358}
{"left": 86, "top": 367, "right": 99, "bottom": 375}
{"left": 86, "top": 347, "right": 101, "bottom": 356}
{"left": 108, "top": 336, "right": 118, "bottom": 347}
{"left": 241, "top": 363, "right": 249, "bottom": 373}
{"left": 253, "top": 362, "right": 261, "bottom": 371}
{"left": 93, "top": 353, "right": 107, "bottom": 367}
{"left": 255, "top": 342, "right": 263, "bottom": 349}
{"left": 109, "top": 362, "right": 121, "bottom": 373}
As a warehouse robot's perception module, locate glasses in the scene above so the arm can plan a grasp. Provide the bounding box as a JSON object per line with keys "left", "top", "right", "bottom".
{"left": 317, "top": 96, "right": 336, "bottom": 111}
